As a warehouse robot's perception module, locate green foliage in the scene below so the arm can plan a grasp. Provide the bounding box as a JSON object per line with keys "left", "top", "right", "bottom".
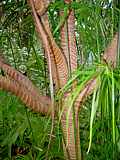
{"left": 87, "top": 66, "right": 120, "bottom": 154}
{"left": 0, "top": 0, "right": 120, "bottom": 159}
{"left": 57, "top": 63, "right": 120, "bottom": 159}
{"left": 0, "top": 0, "right": 50, "bottom": 93}
{"left": 0, "top": 91, "right": 64, "bottom": 160}
{"left": 80, "top": 104, "right": 120, "bottom": 160}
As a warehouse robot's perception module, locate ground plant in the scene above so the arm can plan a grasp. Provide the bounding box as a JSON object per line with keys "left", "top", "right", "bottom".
{"left": 0, "top": 0, "right": 120, "bottom": 159}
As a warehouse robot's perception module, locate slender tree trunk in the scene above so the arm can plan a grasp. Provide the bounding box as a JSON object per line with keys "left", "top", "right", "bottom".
{"left": 0, "top": 1, "right": 118, "bottom": 160}
{"left": 61, "top": 98, "right": 81, "bottom": 160}
{"left": 60, "top": 0, "right": 81, "bottom": 158}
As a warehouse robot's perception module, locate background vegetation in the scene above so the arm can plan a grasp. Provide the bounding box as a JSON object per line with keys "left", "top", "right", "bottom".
{"left": 0, "top": 0, "right": 120, "bottom": 159}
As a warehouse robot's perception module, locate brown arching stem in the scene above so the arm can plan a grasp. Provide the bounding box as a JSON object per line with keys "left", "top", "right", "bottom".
{"left": 0, "top": 0, "right": 119, "bottom": 159}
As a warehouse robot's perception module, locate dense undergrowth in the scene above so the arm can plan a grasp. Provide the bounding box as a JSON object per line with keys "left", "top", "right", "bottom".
{"left": 0, "top": 91, "right": 63, "bottom": 160}
{"left": 0, "top": 0, "right": 120, "bottom": 159}
{"left": 1, "top": 88, "right": 120, "bottom": 160}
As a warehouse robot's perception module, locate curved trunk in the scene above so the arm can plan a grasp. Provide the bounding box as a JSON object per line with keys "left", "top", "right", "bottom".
{"left": 0, "top": 1, "right": 117, "bottom": 160}
{"left": 66, "top": 9, "right": 77, "bottom": 72}
{"left": 29, "top": 0, "right": 68, "bottom": 88}
{"left": 60, "top": 0, "right": 81, "bottom": 158}
{"left": 61, "top": 99, "right": 81, "bottom": 160}
{"left": 0, "top": 15, "right": 118, "bottom": 160}
{"left": 0, "top": 61, "right": 41, "bottom": 99}
{"left": 60, "top": 10, "right": 70, "bottom": 74}
{"left": 0, "top": 76, "right": 51, "bottom": 115}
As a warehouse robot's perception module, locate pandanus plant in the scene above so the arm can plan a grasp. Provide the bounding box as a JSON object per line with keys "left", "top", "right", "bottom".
{"left": 0, "top": 0, "right": 119, "bottom": 159}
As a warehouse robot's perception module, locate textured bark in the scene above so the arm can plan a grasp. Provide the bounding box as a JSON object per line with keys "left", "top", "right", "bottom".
{"left": 41, "top": 13, "right": 68, "bottom": 88}
{"left": 60, "top": 0, "right": 81, "bottom": 159}
{"left": 60, "top": 10, "right": 70, "bottom": 73}
{"left": 0, "top": 76, "right": 51, "bottom": 115}
{"left": 103, "top": 33, "right": 118, "bottom": 68}
{"left": 0, "top": 61, "right": 41, "bottom": 99}
{"left": 0, "top": 1, "right": 118, "bottom": 160}
{"left": 0, "top": 54, "right": 52, "bottom": 115}
{"left": 73, "top": 33, "right": 119, "bottom": 112}
{"left": 60, "top": 9, "right": 77, "bottom": 72}
{"left": 31, "top": 0, "right": 59, "bottom": 88}
{"left": 34, "top": 0, "right": 50, "bottom": 16}
{"left": 60, "top": 31, "right": 118, "bottom": 157}
{"left": 61, "top": 97, "right": 81, "bottom": 160}
{"left": 67, "top": 9, "right": 77, "bottom": 72}
{"left": 75, "top": 33, "right": 119, "bottom": 111}
{"left": 40, "top": 14, "right": 60, "bottom": 89}
{"left": 29, "top": 0, "right": 68, "bottom": 88}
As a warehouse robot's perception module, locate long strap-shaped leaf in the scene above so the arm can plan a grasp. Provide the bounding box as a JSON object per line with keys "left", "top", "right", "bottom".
{"left": 61, "top": 33, "right": 118, "bottom": 160}
{"left": 0, "top": 76, "right": 51, "bottom": 115}
{"left": 35, "top": 1, "right": 80, "bottom": 159}
{"left": 0, "top": 1, "right": 118, "bottom": 160}
{"left": 28, "top": 0, "right": 68, "bottom": 88}
{"left": 76, "top": 33, "right": 118, "bottom": 110}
